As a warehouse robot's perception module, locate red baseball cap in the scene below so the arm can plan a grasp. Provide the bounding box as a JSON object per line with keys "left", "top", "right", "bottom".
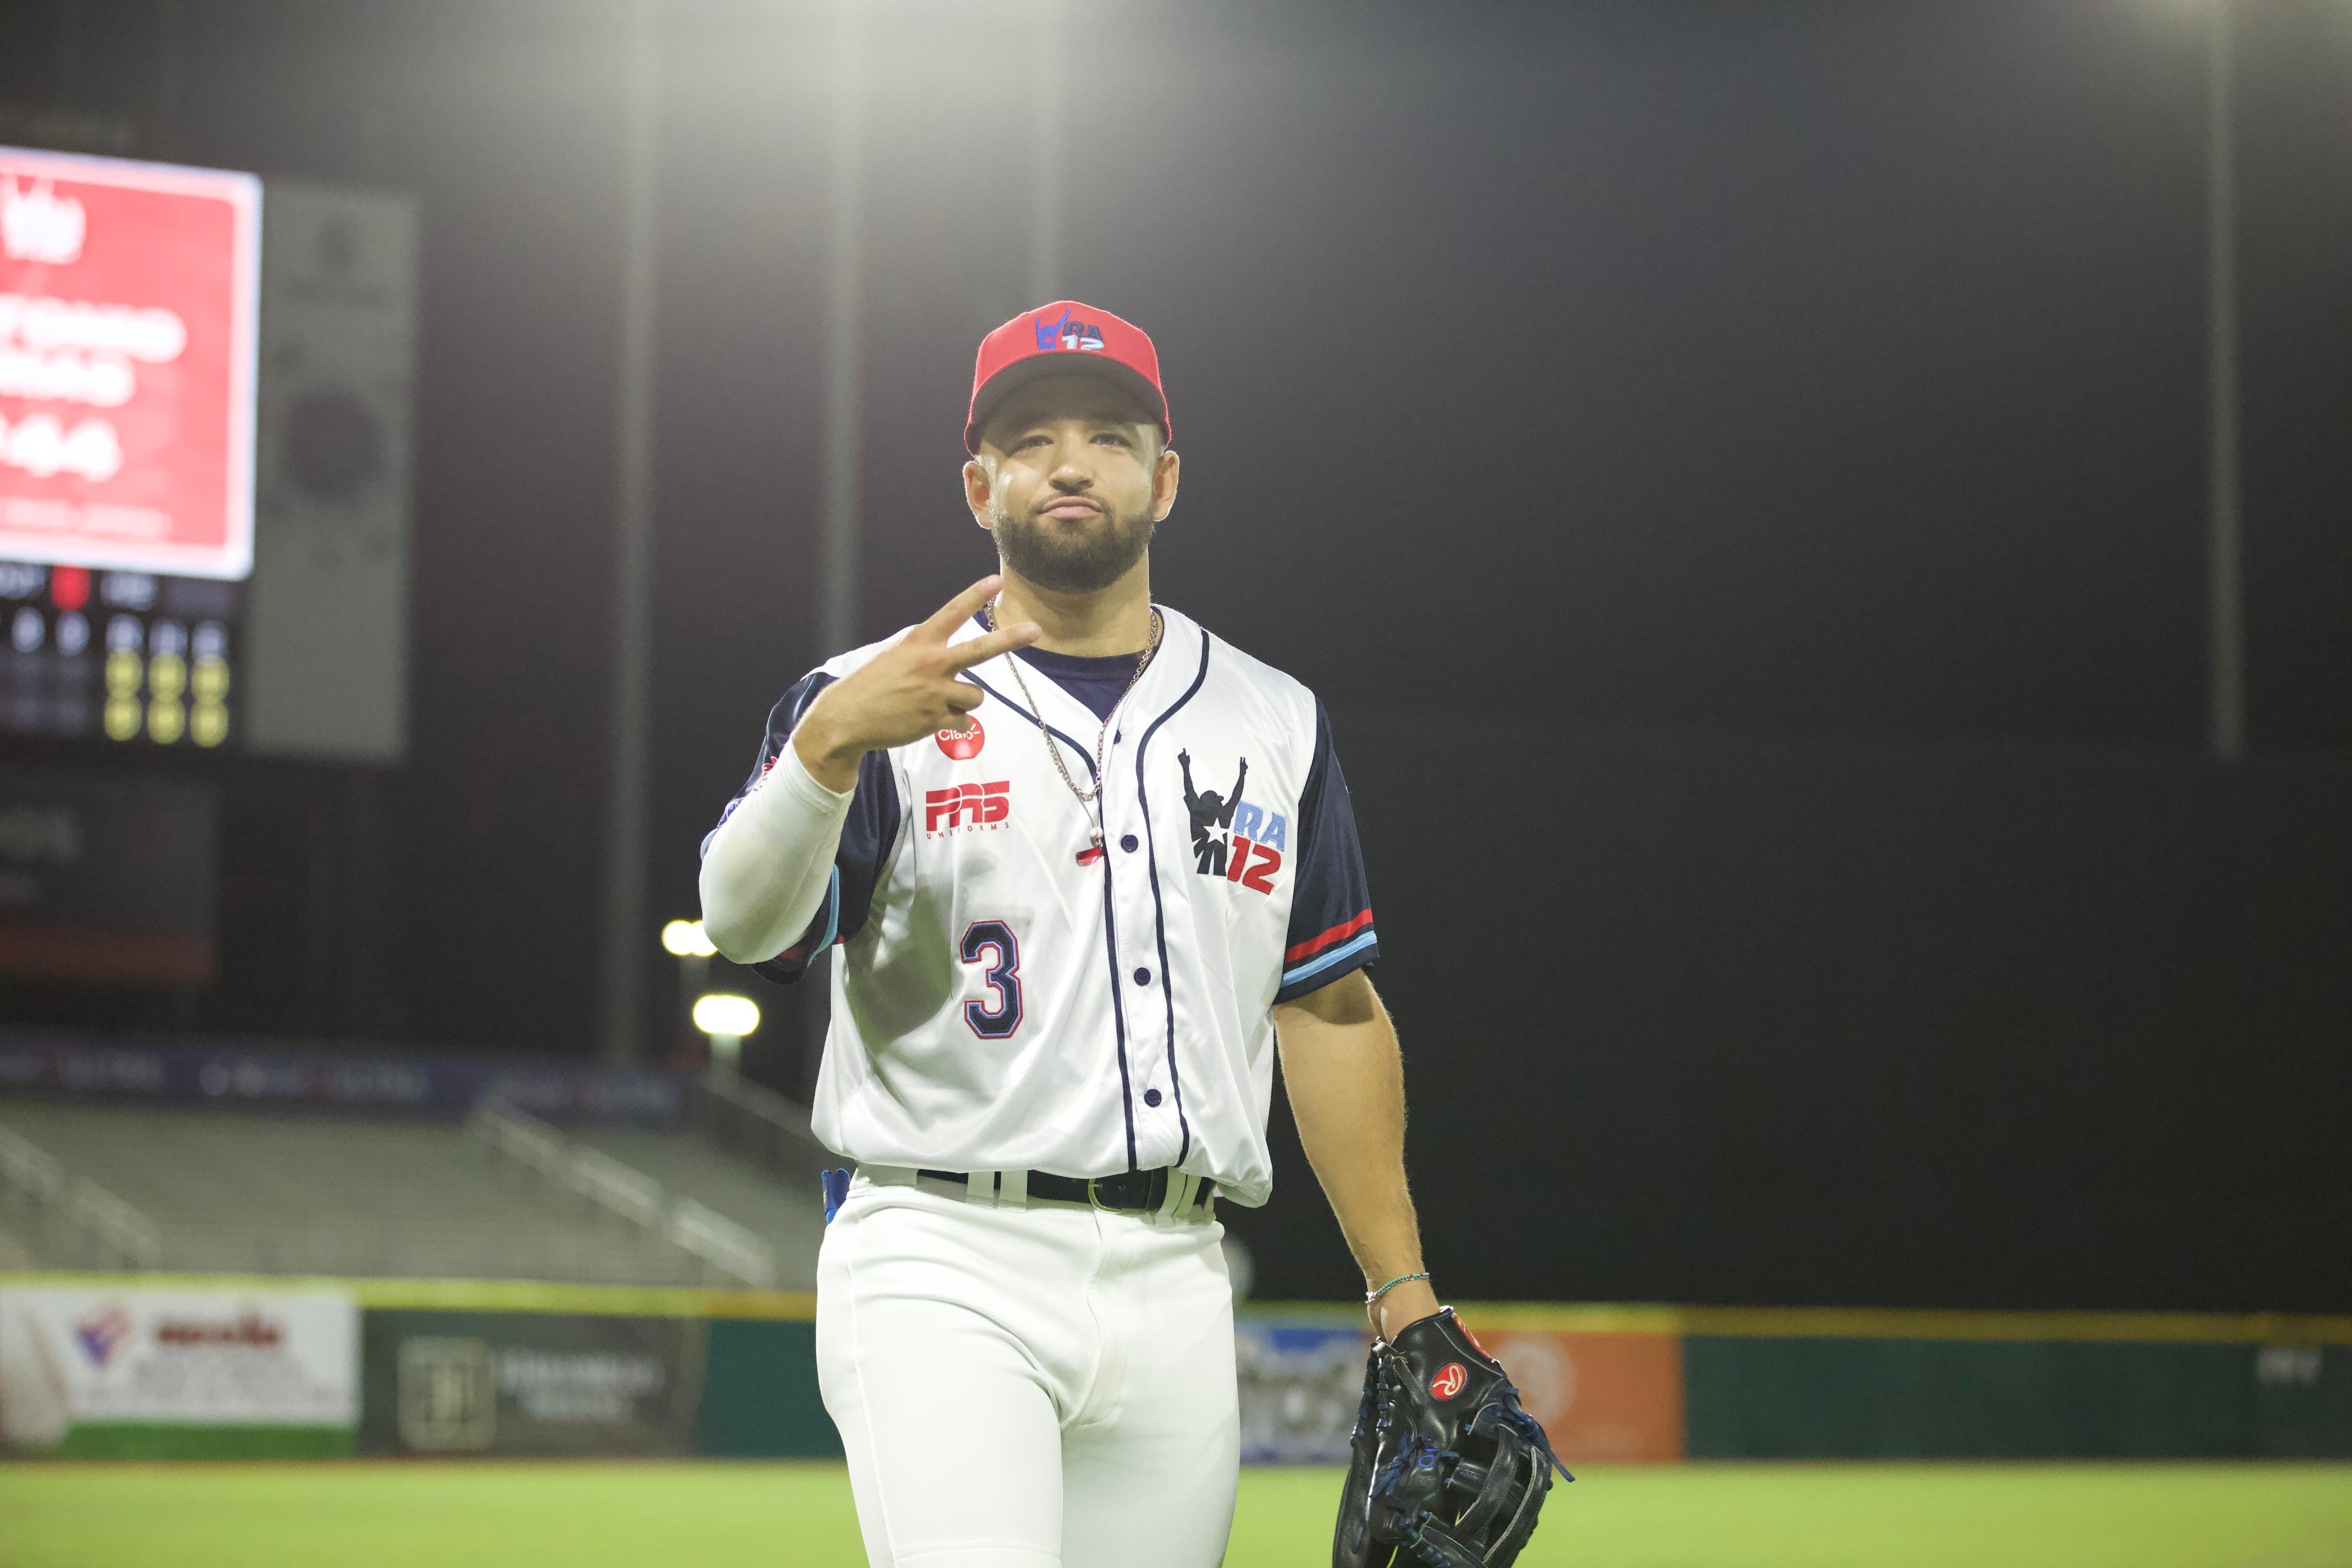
{"left": 964, "top": 300, "right": 1170, "bottom": 455}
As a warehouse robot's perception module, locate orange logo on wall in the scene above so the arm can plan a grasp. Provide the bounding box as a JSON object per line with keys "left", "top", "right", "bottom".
{"left": 1489, "top": 1331, "right": 1685, "bottom": 1464}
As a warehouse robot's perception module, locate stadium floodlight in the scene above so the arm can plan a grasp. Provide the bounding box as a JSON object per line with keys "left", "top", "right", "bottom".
{"left": 692, "top": 991, "right": 758, "bottom": 1069}
{"left": 661, "top": 919, "right": 718, "bottom": 958}
{"left": 692, "top": 993, "right": 759, "bottom": 1038}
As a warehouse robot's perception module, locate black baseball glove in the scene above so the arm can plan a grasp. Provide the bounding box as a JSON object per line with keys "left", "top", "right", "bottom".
{"left": 1334, "top": 1309, "right": 1572, "bottom": 1568}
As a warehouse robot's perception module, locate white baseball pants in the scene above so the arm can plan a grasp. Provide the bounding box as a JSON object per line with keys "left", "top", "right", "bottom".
{"left": 815, "top": 1168, "right": 1239, "bottom": 1568}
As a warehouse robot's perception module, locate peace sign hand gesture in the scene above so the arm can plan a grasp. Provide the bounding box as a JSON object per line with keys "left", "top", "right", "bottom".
{"left": 791, "top": 575, "right": 1041, "bottom": 792}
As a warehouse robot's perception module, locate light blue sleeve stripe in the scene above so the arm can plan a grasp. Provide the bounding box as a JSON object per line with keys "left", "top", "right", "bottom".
{"left": 814, "top": 865, "right": 842, "bottom": 952}
{"left": 1280, "top": 927, "right": 1378, "bottom": 989}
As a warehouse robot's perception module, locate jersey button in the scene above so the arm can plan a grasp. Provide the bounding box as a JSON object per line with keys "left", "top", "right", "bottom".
{"left": 1143, "top": 1089, "right": 1162, "bottom": 1107}
{"left": 1133, "top": 967, "right": 1151, "bottom": 986}
{"left": 1119, "top": 833, "right": 1139, "bottom": 852}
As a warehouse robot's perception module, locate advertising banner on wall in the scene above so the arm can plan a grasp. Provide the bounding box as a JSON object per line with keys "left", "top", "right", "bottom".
{"left": 361, "top": 1310, "right": 705, "bottom": 1457}
{"left": 0, "top": 773, "right": 216, "bottom": 982}
{"left": 0, "top": 1284, "right": 357, "bottom": 1456}
{"left": 1236, "top": 1320, "right": 1369, "bottom": 1464}
{"left": 0, "top": 1027, "right": 684, "bottom": 1121}
{"left": 1481, "top": 1329, "right": 1685, "bottom": 1464}
{"left": 1237, "top": 1319, "right": 1686, "bottom": 1466}
{"left": 0, "top": 147, "right": 261, "bottom": 581}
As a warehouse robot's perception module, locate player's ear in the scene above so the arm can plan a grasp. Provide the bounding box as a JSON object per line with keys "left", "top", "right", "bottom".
{"left": 963, "top": 456, "right": 996, "bottom": 530}
{"left": 1150, "top": 442, "right": 1180, "bottom": 523}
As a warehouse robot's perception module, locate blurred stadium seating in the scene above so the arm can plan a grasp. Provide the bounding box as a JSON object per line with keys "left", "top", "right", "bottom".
{"left": 0, "top": 1085, "right": 825, "bottom": 1289}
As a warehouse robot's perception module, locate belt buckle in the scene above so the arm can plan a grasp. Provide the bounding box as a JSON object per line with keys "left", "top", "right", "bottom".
{"left": 1087, "top": 1172, "right": 1153, "bottom": 1213}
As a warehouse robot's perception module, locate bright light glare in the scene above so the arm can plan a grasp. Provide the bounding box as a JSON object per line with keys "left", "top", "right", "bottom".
{"left": 692, "top": 993, "right": 759, "bottom": 1037}
{"left": 662, "top": 919, "right": 718, "bottom": 957}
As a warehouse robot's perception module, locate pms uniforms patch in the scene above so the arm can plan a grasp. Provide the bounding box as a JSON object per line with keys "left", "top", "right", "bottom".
{"left": 926, "top": 780, "right": 1010, "bottom": 836}
{"left": 1178, "top": 749, "right": 1286, "bottom": 895}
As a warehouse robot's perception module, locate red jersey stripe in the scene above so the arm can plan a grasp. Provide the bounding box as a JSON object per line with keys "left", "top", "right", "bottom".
{"left": 1285, "top": 908, "right": 1375, "bottom": 964}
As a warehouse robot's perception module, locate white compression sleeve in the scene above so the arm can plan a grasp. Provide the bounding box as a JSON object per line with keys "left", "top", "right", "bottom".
{"left": 698, "top": 741, "right": 857, "bottom": 966}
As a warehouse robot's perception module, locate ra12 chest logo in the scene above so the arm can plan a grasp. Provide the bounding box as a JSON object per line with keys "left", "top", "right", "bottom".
{"left": 1178, "top": 750, "right": 1284, "bottom": 895}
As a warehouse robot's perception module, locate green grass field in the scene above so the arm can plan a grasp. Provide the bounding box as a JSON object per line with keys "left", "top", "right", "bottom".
{"left": 1, "top": 1461, "right": 2348, "bottom": 1567}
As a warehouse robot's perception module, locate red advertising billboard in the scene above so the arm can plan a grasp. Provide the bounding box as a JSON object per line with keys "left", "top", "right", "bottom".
{"left": 1485, "top": 1329, "right": 1686, "bottom": 1464}
{"left": 0, "top": 146, "right": 260, "bottom": 581}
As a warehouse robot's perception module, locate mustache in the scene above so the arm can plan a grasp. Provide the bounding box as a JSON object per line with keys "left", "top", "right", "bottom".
{"left": 1023, "top": 492, "right": 1102, "bottom": 521}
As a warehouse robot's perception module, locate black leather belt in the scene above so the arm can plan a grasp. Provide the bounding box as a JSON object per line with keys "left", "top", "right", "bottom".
{"left": 913, "top": 1166, "right": 1216, "bottom": 1216}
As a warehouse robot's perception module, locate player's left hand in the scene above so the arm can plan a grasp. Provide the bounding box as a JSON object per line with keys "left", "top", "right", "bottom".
{"left": 1371, "top": 1277, "right": 1442, "bottom": 1342}
{"left": 1333, "top": 1309, "right": 1571, "bottom": 1568}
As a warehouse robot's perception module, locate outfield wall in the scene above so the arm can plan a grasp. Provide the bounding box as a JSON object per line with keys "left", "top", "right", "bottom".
{"left": 4, "top": 1275, "right": 2348, "bottom": 1462}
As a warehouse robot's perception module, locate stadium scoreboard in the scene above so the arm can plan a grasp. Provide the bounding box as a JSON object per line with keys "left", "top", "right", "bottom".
{"left": 1, "top": 144, "right": 258, "bottom": 750}
{"left": 1, "top": 559, "right": 237, "bottom": 747}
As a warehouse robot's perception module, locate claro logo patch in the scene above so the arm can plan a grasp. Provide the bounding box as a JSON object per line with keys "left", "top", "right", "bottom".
{"left": 936, "top": 716, "right": 985, "bottom": 760}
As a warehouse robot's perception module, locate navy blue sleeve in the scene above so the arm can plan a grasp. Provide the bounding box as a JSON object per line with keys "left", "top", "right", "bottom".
{"left": 1274, "top": 700, "right": 1378, "bottom": 1003}
{"left": 703, "top": 670, "right": 902, "bottom": 987}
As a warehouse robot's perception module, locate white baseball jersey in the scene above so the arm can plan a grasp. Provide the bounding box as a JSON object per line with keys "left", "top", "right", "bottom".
{"left": 709, "top": 604, "right": 1378, "bottom": 1208}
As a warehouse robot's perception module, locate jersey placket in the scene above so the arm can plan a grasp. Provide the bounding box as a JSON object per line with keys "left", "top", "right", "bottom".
{"left": 1104, "top": 628, "right": 1205, "bottom": 1174}
{"left": 1128, "top": 627, "right": 1214, "bottom": 1175}
{"left": 1019, "top": 638, "right": 1188, "bottom": 1175}
{"left": 1094, "top": 711, "right": 1180, "bottom": 1171}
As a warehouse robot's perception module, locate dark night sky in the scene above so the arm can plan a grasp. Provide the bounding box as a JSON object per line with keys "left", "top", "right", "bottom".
{"left": 2, "top": 0, "right": 2349, "bottom": 1308}
{"left": 5, "top": 0, "right": 2350, "bottom": 1048}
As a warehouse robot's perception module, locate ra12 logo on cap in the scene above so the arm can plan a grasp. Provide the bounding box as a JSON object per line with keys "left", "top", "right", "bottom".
{"left": 1033, "top": 307, "right": 1105, "bottom": 353}
{"left": 936, "top": 716, "right": 985, "bottom": 761}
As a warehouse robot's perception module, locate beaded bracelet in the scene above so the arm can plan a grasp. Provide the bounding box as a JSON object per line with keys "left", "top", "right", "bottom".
{"left": 1365, "top": 1270, "right": 1431, "bottom": 1309}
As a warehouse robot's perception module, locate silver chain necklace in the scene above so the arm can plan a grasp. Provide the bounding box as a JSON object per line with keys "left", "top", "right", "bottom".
{"left": 983, "top": 598, "right": 1162, "bottom": 857}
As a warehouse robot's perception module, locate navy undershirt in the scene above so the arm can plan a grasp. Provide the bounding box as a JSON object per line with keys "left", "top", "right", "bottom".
{"left": 1014, "top": 646, "right": 1147, "bottom": 723}
{"left": 973, "top": 615, "right": 1151, "bottom": 723}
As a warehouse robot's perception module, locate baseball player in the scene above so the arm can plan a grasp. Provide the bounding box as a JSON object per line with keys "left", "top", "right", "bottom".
{"left": 699, "top": 302, "right": 1487, "bottom": 1567}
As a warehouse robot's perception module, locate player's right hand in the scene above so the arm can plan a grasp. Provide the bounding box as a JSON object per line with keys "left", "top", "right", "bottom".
{"left": 791, "top": 575, "right": 1040, "bottom": 792}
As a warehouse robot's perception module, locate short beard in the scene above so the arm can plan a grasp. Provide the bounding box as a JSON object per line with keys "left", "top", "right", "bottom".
{"left": 990, "top": 498, "right": 1156, "bottom": 595}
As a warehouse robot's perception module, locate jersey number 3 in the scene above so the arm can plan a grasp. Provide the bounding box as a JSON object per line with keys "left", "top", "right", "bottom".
{"left": 960, "top": 920, "right": 1023, "bottom": 1039}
